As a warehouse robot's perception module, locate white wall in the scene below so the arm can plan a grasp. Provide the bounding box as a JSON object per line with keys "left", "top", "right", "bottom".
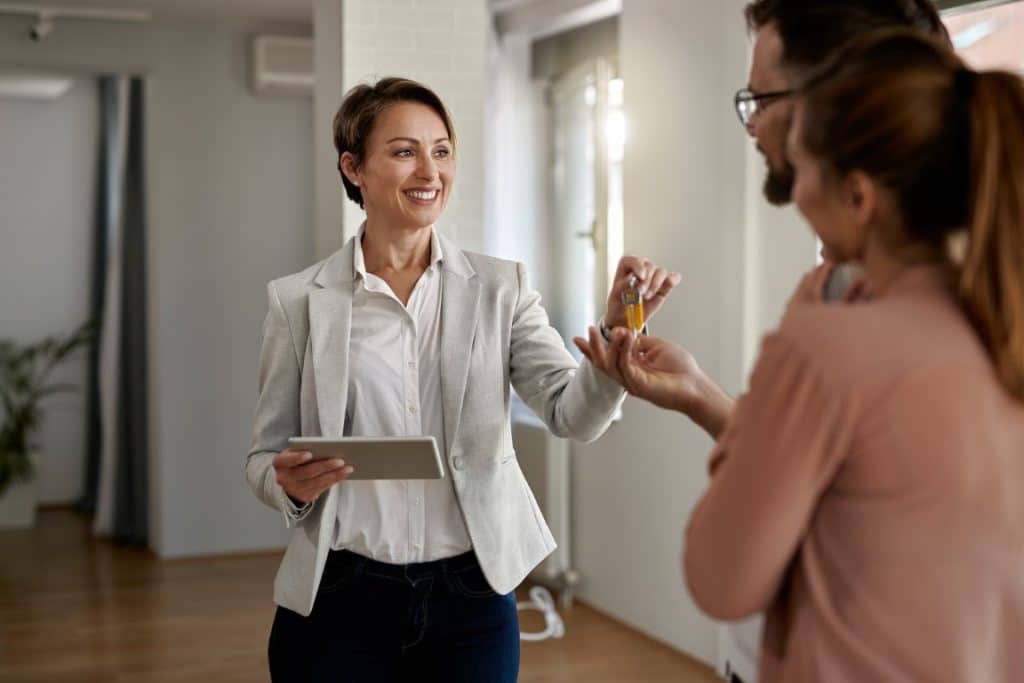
{"left": 485, "top": 15, "right": 621, "bottom": 338}
{"left": 743, "top": 185, "right": 818, "bottom": 372}
{"left": 531, "top": 15, "right": 618, "bottom": 80}
{"left": 335, "top": 0, "right": 489, "bottom": 250}
{"left": 483, "top": 30, "right": 551, "bottom": 298}
{"left": 313, "top": 0, "right": 814, "bottom": 668}
{"left": 568, "top": 0, "right": 784, "bottom": 667}
{"left": 566, "top": 0, "right": 817, "bottom": 668}
{"left": 0, "top": 78, "right": 97, "bottom": 504}
{"left": 0, "top": 15, "right": 314, "bottom": 557}
{"left": 313, "top": 0, "right": 344, "bottom": 261}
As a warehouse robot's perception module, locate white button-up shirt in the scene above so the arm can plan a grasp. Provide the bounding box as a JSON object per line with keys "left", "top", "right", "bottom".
{"left": 330, "top": 226, "right": 472, "bottom": 564}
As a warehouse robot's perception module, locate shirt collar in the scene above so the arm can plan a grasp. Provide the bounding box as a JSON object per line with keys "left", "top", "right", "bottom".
{"left": 353, "top": 221, "right": 444, "bottom": 282}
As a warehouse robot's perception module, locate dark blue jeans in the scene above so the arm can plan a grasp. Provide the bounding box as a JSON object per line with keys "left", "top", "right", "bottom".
{"left": 268, "top": 549, "right": 520, "bottom": 682}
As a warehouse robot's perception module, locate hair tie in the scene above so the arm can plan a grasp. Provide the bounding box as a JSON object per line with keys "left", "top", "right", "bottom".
{"left": 954, "top": 68, "right": 977, "bottom": 100}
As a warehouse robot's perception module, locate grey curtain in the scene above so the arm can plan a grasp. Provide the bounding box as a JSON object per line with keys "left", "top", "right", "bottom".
{"left": 76, "top": 80, "right": 111, "bottom": 517}
{"left": 78, "top": 75, "right": 148, "bottom": 546}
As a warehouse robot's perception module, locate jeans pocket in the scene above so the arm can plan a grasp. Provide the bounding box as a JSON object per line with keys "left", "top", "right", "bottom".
{"left": 451, "top": 564, "right": 498, "bottom": 598}
{"left": 318, "top": 554, "right": 360, "bottom": 596}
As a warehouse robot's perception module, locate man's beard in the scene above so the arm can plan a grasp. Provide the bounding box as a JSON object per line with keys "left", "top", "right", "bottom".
{"left": 762, "top": 160, "right": 795, "bottom": 206}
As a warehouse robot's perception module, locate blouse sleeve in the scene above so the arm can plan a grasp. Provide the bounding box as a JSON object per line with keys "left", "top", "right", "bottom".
{"left": 683, "top": 332, "right": 857, "bottom": 620}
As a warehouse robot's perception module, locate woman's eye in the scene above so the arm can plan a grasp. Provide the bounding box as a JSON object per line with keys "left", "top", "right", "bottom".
{"left": 395, "top": 149, "right": 413, "bottom": 158}
{"left": 434, "top": 148, "right": 451, "bottom": 159}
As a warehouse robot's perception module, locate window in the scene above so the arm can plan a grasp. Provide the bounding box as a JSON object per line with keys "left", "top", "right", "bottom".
{"left": 548, "top": 58, "right": 623, "bottom": 348}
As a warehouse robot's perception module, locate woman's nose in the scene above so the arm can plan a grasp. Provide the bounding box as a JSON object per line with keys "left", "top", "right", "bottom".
{"left": 417, "top": 155, "right": 439, "bottom": 180}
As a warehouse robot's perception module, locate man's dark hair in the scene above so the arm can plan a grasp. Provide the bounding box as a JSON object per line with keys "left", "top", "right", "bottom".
{"left": 744, "top": 0, "right": 949, "bottom": 71}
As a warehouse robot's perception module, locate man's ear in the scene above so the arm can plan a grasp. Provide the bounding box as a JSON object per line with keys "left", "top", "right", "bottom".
{"left": 339, "top": 152, "right": 360, "bottom": 187}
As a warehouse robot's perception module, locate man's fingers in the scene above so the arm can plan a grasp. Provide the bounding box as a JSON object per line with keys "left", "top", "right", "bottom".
{"left": 605, "top": 326, "right": 628, "bottom": 364}
{"left": 616, "top": 330, "right": 632, "bottom": 363}
{"left": 633, "top": 334, "right": 652, "bottom": 358}
{"left": 616, "top": 333, "right": 643, "bottom": 392}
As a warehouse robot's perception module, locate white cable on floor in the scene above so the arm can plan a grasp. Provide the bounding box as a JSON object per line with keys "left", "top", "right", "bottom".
{"left": 517, "top": 585, "right": 566, "bottom": 641}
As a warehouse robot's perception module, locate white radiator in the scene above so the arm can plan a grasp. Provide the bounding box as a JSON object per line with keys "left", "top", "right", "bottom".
{"left": 511, "top": 395, "right": 578, "bottom": 605}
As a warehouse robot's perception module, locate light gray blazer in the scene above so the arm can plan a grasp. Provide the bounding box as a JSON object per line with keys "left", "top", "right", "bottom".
{"left": 246, "top": 231, "right": 625, "bottom": 616}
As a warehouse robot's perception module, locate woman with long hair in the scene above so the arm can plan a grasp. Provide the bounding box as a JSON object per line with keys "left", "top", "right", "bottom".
{"left": 580, "top": 30, "right": 1024, "bottom": 681}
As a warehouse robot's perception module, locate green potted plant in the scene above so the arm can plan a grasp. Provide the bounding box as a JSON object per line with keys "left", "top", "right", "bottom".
{"left": 0, "top": 320, "right": 95, "bottom": 529}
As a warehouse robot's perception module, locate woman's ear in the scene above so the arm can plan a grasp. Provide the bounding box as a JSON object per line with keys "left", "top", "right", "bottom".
{"left": 339, "top": 152, "right": 361, "bottom": 187}
{"left": 844, "top": 170, "right": 878, "bottom": 232}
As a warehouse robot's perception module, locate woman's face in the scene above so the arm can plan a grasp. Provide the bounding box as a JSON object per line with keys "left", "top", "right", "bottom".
{"left": 787, "top": 102, "right": 866, "bottom": 262}
{"left": 345, "top": 101, "right": 454, "bottom": 230}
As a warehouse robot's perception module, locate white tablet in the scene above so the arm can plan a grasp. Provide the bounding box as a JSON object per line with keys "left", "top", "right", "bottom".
{"left": 287, "top": 436, "right": 444, "bottom": 480}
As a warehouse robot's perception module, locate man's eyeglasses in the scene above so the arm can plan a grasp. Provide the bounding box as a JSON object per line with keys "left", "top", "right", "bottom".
{"left": 734, "top": 88, "right": 794, "bottom": 128}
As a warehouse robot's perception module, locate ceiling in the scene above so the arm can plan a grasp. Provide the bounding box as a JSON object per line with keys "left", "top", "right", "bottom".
{"left": 944, "top": 0, "right": 1024, "bottom": 72}
{"left": 0, "top": 0, "right": 312, "bottom": 23}
{"left": 491, "top": 0, "right": 619, "bottom": 39}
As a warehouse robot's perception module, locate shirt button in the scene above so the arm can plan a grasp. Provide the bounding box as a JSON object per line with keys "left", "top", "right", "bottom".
{"left": 452, "top": 456, "right": 464, "bottom": 471}
{"left": 409, "top": 404, "right": 418, "bottom": 415}
{"left": 408, "top": 361, "right": 416, "bottom": 370}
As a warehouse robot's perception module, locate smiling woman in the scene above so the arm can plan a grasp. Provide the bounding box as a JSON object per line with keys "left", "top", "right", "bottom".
{"left": 333, "top": 78, "right": 456, "bottom": 217}
{"left": 244, "top": 76, "right": 680, "bottom": 682}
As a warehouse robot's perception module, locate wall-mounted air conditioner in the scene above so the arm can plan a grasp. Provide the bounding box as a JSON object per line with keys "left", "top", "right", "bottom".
{"left": 0, "top": 69, "right": 72, "bottom": 100}
{"left": 251, "top": 35, "right": 313, "bottom": 96}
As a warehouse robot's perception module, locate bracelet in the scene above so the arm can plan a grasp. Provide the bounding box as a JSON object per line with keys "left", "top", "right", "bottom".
{"left": 599, "top": 318, "right": 648, "bottom": 342}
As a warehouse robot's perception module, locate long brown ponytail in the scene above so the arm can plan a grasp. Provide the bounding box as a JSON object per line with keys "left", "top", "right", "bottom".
{"left": 799, "top": 30, "right": 1024, "bottom": 401}
{"left": 961, "top": 71, "right": 1024, "bottom": 400}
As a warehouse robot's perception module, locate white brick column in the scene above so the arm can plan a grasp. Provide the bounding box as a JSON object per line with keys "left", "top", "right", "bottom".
{"left": 314, "top": 0, "right": 489, "bottom": 252}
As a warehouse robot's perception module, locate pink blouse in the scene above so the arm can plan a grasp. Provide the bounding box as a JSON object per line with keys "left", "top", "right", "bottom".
{"left": 685, "top": 265, "right": 1024, "bottom": 682}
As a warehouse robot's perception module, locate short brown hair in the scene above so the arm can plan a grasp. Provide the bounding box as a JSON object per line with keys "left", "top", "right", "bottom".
{"left": 799, "top": 30, "right": 1024, "bottom": 401}
{"left": 332, "top": 77, "right": 456, "bottom": 208}
{"left": 744, "top": 0, "right": 948, "bottom": 72}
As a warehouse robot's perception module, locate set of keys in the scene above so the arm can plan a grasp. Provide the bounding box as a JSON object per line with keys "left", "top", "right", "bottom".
{"left": 620, "top": 274, "right": 646, "bottom": 338}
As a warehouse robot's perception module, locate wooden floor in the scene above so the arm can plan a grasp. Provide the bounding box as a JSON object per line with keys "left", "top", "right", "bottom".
{"left": 0, "top": 509, "right": 720, "bottom": 682}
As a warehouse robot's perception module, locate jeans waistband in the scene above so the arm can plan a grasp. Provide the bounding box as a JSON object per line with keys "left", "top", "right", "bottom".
{"left": 327, "top": 548, "right": 480, "bottom": 582}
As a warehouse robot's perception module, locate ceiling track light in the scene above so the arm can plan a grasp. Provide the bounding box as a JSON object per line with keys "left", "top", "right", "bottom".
{"left": 29, "top": 11, "right": 53, "bottom": 41}
{"left": 0, "top": 3, "right": 151, "bottom": 41}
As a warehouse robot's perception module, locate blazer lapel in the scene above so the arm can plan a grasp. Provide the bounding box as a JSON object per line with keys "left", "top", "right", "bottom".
{"left": 309, "top": 241, "right": 355, "bottom": 437}
{"left": 439, "top": 235, "right": 480, "bottom": 452}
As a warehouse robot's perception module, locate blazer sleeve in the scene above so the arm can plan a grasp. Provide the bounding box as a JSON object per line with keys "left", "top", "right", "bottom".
{"left": 683, "top": 332, "right": 856, "bottom": 620}
{"left": 508, "top": 261, "right": 626, "bottom": 442}
{"left": 245, "top": 281, "right": 313, "bottom": 526}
